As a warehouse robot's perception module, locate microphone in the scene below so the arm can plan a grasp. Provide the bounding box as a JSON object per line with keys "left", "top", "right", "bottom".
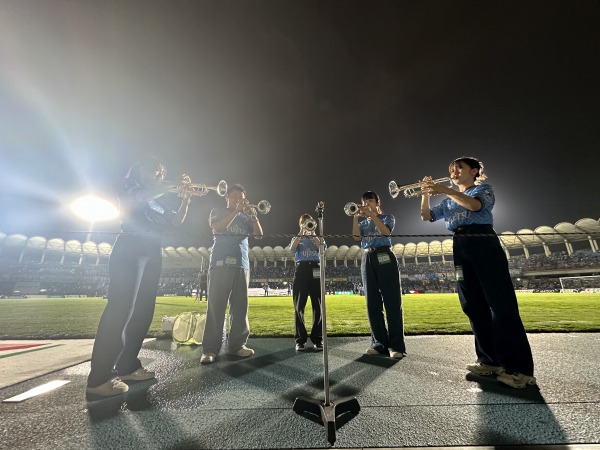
{"left": 316, "top": 201, "right": 325, "bottom": 212}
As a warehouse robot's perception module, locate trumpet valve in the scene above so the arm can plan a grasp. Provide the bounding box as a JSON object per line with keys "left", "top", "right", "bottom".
{"left": 404, "top": 188, "right": 419, "bottom": 198}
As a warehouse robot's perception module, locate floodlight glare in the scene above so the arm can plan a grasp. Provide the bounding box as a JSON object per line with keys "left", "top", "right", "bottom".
{"left": 70, "top": 195, "right": 119, "bottom": 222}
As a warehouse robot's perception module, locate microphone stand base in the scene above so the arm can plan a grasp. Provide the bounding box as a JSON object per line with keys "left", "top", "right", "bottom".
{"left": 293, "top": 396, "right": 360, "bottom": 444}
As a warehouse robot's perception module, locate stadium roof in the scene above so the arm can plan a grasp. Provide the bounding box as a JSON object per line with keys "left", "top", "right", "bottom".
{"left": 1, "top": 218, "right": 599, "bottom": 264}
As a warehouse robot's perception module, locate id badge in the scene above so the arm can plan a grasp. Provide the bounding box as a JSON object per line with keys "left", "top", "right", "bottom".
{"left": 225, "top": 257, "right": 237, "bottom": 267}
{"left": 455, "top": 265, "right": 464, "bottom": 281}
{"left": 312, "top": 268, "right": 321, "bottom": 279}
{"left": 377, "top": 253, "right": 391, "bottom": 265}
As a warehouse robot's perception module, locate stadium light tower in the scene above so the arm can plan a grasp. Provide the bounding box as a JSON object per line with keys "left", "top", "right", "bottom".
{"left": 70, "top": 195, "right": 119, "bottom": 222}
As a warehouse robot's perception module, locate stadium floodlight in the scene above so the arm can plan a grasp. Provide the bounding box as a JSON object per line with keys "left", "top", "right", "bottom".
{"left": 70, "top": 195, "right": 119, "bottom": 222}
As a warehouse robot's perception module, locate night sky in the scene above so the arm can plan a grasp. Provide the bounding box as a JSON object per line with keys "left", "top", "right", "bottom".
{"left": 1, "top": 0, "right": 599, "bottom": 248}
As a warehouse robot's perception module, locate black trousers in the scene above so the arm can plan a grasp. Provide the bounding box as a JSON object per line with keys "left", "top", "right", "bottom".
{"left": 361, "top": 249, "right": 406, "bottom": 353}
{"left": 292, "top": 262, "right": 322, "bottom": 345}
{"left": 453, "top": 225, "right": 534, "bottom": 376}
{"left": 87, "top": 233, "right": 162, "bottom": 387}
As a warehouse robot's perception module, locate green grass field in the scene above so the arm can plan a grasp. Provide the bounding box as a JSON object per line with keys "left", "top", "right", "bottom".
{"left": 1, "top": 292, "right": 599, "bottom": 339}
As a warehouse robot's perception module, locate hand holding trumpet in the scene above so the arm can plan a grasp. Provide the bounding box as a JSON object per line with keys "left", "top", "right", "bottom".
{"left": 289, "top": 216, "right": 320, "bottom": 252}
{"left": 344, "top": 202, "right": 377, "bottom": 217}
{"left": 178, "top": 174, "right": 194, "bottom": 203}
{"left": 420, "top": 176, "right": 454, "bottom": 197}
{"left": 231, "top": 198, "right": 255, "bottom": 218}
{"left": 389, "top": 177, "right": 452, "bottom": 199}
{"left": 300, "top": 227, "right": 321, "bottom": 246}
{"left": 233, "top": 198, "right": 271, "bottom": 217}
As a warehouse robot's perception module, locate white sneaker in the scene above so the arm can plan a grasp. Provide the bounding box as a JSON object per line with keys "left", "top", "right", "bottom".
{"left": 497, "top": 372, "right": 537, "bottom": 389}
{"left": 200, "top": 353, "right": 216, "bottom": 364}
{"left": 227, "top": 345, "right": 254, "bottom": 357}
{"left": 390, "top": 350, "right": 407, "bottom": 359}
{"left": 120, "top": 367, "right": 155, "bottom": 381}
{"left": 86, "top": 378, "right": 129, "bottom": 398}
{"left": 466, "top": 362, "right": 504, "bottom": 376}
{"left": 365, "top": 348, "right": 382, "bottom": 355}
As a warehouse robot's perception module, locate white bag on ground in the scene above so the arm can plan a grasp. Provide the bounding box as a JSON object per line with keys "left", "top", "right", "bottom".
{"left": 161, "top": 315, "right": 177, "bottom": 332}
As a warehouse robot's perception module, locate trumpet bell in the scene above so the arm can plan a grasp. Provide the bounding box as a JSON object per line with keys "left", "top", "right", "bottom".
{"left": 344, "top": 202, "right": 360, "bottom": 216}
{"left": 216, "top": 180, "right": 227, "bottom": 197}
{"left": 302, "top": 219, "right": 317, "bottom": 232}
{"left": 256, "top": 200, "right": 271, "bottom": 214}
{"left": 389, "top": 181, "right": 400, "bottom": 199}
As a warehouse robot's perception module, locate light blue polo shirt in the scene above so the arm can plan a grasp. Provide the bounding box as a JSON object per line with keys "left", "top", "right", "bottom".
{"left": 289, "top": 237, "right": 325, "bottom": 262}
{"left": 209, "top": 207, "right": 254, "bottom": 270}
{"left": 358, "top": 214, "right": 395, "bottom": 249}
{"left": 430, "top": 184, "right": 494, "bottom": 232}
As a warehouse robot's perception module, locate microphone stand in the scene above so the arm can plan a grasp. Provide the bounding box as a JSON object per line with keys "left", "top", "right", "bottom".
{"left": 293, "top": 201, "right": 360, "bottom": 445}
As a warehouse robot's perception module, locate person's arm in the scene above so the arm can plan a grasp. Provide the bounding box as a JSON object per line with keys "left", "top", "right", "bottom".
{"left": 172, "top": 194, "right": 192, "bottom": 225}
{"left": 443, "top": 190, "right": 481, "bottom": 211}
{"left": 134, "top": 174, "right": 189, "bottom": 203}
{"left": 211, "top": 202, "right": 246, "bottom": 232}
{"left": 291, "top": 229, "right": 320, "bottom": 250}
{"left": 422, "top": 177, "right": 482, "bottom": 211}
{"left": 420, "top": 187, "right": 433, "bottom": 222}
{"left": 360, "top": 207, "right": 391, "bottom": 236}
{"left": 368, "top": 214, "right": 391, "bottom": 235}
{"left": 352, "top": 214, "right": 362, "bottom": 242}
{"left": 290, "top": 234, "right": 302, "bottom": 251}
{"left": 251, "top": 213, "right": 263, "bottom": 239}
{"left": 132, "top": 184, "right": 169, "bottom": 203}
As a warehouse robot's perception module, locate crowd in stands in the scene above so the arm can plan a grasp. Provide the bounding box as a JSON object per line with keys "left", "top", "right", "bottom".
{"left": 251, "top": 265, "right": 295, "bottom": 278}
{"left": 508, "top": 250, "right": 600, "bottom": 271}
{"left": 1, "top": 248, "right": 599, "bottom": 297}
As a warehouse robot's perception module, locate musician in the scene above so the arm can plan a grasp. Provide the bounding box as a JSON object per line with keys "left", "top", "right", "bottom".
{"left": 420, "top": 156, "right": 535, "bottom": 389}
{"left": 352, "top": 191, "right": 406, "bottom": 358}
{"left": 87, "top": 157, "right": 192, "bottom": 399}
{"left": 200, "top": 184, "right": 263, "bottom": 364}
{"left": 289, "top": 214, "right": 323, "bottom": 352}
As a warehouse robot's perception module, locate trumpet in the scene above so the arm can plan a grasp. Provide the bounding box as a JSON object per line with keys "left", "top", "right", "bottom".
{"left": 302, "top": 218, "right": 317, "bottom": 233}
{"left": 245, "top": 200, "right": 271, "bottom": 215}
{"left": 389, "top": 177, "right": 452, "bottom": 199}
{"left": 168, "top": 178, "right": 228, "bottom": 197}
{"left": 344, "top": 202, "right": 360, "bottom": 216}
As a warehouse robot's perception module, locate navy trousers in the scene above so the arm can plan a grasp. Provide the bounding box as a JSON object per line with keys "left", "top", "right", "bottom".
{"left": 292, "top": 262, "right": 322, "bottom": 345}
{"left": 453, "top": 225, "right": 534, "bottom": 376}
{"left": 361, "top": 249, "right": 406, "bottom": 353}
{"left": 87, "top": 234, "right": 162, "bottom": 387}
